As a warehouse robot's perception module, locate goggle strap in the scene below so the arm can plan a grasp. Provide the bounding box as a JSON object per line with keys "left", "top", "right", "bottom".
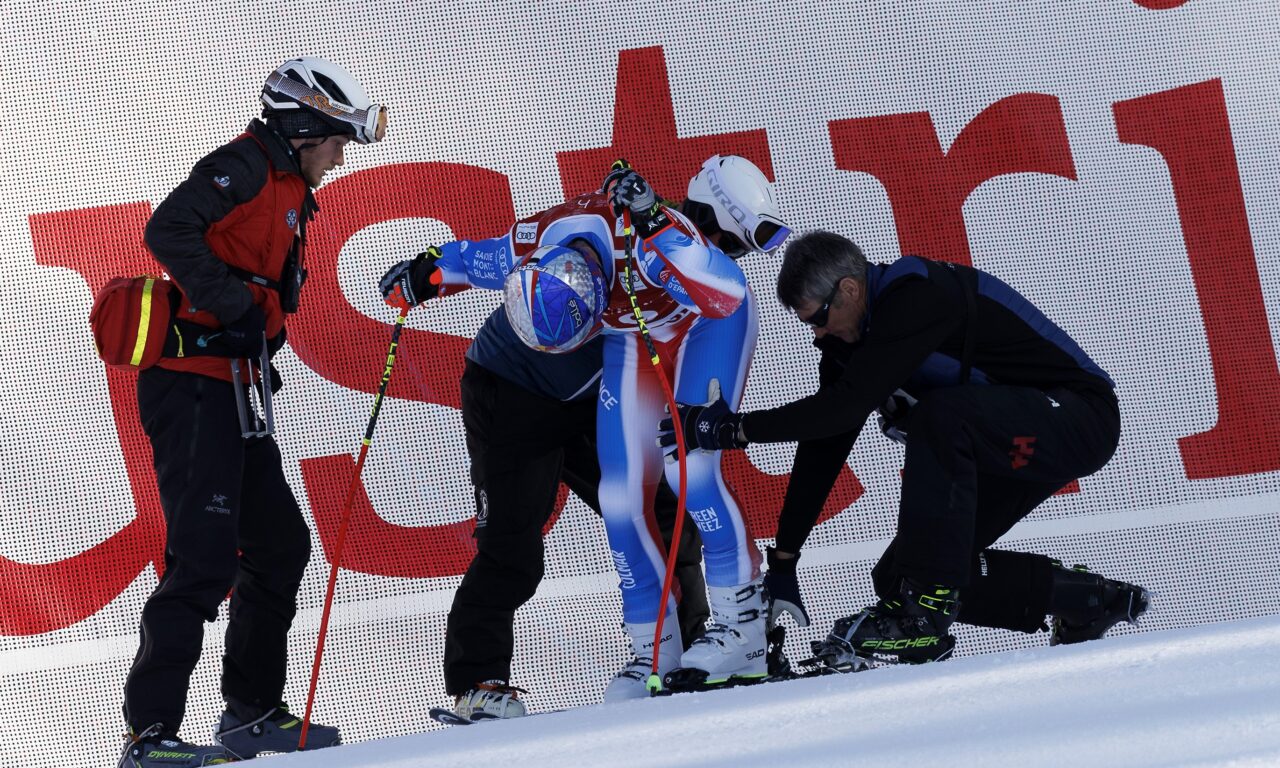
{"left": 264, "top": 71, "right": 384, "bottom": 140}
{"left": 718, "top": 231, "right": 750, "bottom": 258}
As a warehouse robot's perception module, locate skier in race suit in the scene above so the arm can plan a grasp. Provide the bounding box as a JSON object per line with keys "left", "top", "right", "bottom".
{"left": 379, "top": 156, "right": 790, "bottom": 699}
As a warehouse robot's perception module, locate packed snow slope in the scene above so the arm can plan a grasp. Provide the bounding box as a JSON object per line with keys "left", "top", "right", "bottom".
{"left": 264, "top": 614, "right": 1280, "bottom": 768}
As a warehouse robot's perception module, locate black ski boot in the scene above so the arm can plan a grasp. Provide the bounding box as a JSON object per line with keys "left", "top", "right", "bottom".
{"left": 118, "top": 724, "right": 235, "bottom": 767}
{"left": 1048, "top": 560, "right": 1150, "bottom": 645}
{"left": 214, "top": 701, "right": 340, "bottom": 758}
{"left": 812, "top": 578, "right": 959, "bottom": 668}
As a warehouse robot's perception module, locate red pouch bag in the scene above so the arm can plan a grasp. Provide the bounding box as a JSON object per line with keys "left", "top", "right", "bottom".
{"left": 89, "top": 275, "right": 177, "bottom": 370}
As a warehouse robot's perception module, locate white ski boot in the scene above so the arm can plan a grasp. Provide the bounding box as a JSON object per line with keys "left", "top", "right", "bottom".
{"left": 677, "top": 579, "right": 768, "bottom": 683}
{"left": 604, "top": 619, "right": 683, "bottom": 702}
{"left": 453, "top": 680, "right": 527, "bottom": 721}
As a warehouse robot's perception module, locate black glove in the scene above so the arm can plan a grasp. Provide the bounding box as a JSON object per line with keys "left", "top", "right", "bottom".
{"left": 764, "top": 547, "right": 810, "bottom": 627}
{"left": 876, "top": 388, "right": 917, "bottom": 445}
{"left": 599, "top": 158, "right": 634, "bottom": 194}
{"left": 379, "top": 246, "right": 442, "bottom": 310}
{"left": 657, "top": 378, "right": 747, "bottom": 458}
{"left": 607, "top": 168, "right": 670, "bottom": 239}
{"left": 221, "top": 303, "right": 265, "bottom": 357}
{"left": 267, "top": 362, "right": 283, "bottom": 394}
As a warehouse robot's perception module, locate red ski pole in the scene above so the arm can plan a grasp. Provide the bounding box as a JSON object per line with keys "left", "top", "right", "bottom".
{"left": 298, "top": 304, "right": 411, "bottom": 748}
{"left": 613, "top": 198, "right": 689, "bottom": 694}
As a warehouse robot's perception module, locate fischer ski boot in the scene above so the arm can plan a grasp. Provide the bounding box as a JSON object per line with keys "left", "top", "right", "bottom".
{"left": 668, "top": 579, "right": 769, "bottom": 689}
{"left": 812, "top": 578, "right": 959, "bottom": 668}
{"left": 214, "top": 701, "right": 340, "bottom": 758}
{"left": 118, "top": 723, "right": 234, "bottom": 767}
{"left": 604, "top": 619, "right": 683, "bottom": 702}
{"left": 1048, "top": 560, "right": 1150, "bottom": 645}
{"left": 454, "top": 680, "right": 527, "bottom": 721}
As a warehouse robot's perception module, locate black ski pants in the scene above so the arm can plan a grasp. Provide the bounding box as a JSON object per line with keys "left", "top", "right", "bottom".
{"left": 123, "top": 368, "right": 311, "bottom": 732}
{"left": 443, "top": 360, "right": 707, "bottom": 695}
{"left": 871, "top": 383, "right": 1120, "bottom": 633}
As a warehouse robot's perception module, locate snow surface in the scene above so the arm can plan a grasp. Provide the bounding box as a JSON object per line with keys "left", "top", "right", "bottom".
{"left": 259, "top": 614, "right": 1280, "bottom": 768}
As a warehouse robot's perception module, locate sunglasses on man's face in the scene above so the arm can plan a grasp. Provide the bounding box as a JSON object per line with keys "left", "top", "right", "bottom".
{"left": 801, "top": 279, "right": 843, "bottom": 328}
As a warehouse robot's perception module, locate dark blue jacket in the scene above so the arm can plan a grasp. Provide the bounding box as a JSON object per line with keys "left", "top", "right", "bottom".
{"left": 467, "top": 308, "right": 603, "bottom": 402}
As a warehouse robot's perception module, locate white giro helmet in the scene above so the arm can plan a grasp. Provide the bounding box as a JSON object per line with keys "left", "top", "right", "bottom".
{"left": 684, "top": 155, "right": 790, "bottom": 258}
{"left": 261, "top": 56, "right": 387, "bottom": 144}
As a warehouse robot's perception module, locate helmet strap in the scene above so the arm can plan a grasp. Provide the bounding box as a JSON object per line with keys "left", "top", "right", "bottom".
{"left": 679, "top": 199, "right": 723, "bottom": 236}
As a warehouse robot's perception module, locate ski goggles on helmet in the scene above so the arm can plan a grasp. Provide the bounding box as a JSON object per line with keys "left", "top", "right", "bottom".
{"left": 682, "top": 201, "right": 790, "bottom": 259}
{"left": 263, "top": 71, "right": 388, "bottom": 144}
{"left": 746, "top": 216, "right": 791, "bottom": 253}
{"left": 712, "top": 217, "right": 790, "bottom": 259}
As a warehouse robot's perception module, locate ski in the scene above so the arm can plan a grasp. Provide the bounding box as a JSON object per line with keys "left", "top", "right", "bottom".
{"left": 651, "top": 664, "right": 840, "bottom": 696}
{"left": 430, "top": 628, "right": 874, "bottom": 723}
{"left": 652, "top": 625, "right": 867, "bottom": 696}
{"left": 803, "top": 636, "right": 952, "bottom": 669}
{"left": 429, "top": 707, "right": 478, "bottom": 726}
{"left": 429, "top": 706, "right": 572, "bottom": 727}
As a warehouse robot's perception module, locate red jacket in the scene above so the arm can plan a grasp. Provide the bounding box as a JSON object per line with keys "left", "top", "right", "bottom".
{"left": 144, "top": 119, "right": 315, "bottom": 382}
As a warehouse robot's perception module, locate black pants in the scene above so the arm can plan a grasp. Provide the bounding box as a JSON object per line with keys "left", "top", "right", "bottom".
{"left": 443, "top": 361, "right": 707, "bottom": 695}
{"left": 871, "top": 384, "right": 1120, "bottom": 633}
{"left": 123, "top": 368, "right": 311, "bottom": 732}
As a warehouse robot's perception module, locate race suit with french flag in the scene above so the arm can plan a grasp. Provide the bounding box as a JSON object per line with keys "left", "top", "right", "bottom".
{"left": 432, "top": 191, "right": 761, "bottom": 625}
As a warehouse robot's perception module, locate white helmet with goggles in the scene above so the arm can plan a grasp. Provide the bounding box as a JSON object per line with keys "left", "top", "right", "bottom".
{"left": 683, "top": 155, "right": 790, "bottom": 258}
{"left": 262, "top": 56, "right": 387, "bottom": 144}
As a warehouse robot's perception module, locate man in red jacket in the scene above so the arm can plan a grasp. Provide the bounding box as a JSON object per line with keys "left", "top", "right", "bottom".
{"left": 118, "top": 57, "right": 386, "bottom": 768}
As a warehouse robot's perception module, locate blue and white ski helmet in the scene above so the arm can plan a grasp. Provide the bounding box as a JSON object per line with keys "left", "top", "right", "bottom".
{"left": 503, "top": 243, "right": 608, "bottom": 353}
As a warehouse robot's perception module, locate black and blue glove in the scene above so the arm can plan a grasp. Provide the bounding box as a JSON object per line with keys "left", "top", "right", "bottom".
{"left": 379, "top": 245, "right": 442, "bottom": 310}
{"left": 607, "top": 167, "right": 670, "bottom": 239}
{"left": 764, "top": 547, "right": 811, "bottom": 627}
{"left": 657, "top": 379, "right": 748, "bottom": 458}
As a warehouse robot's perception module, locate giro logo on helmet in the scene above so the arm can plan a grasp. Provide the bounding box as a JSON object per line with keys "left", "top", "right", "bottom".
{"left": 707, "top": 169, "right": 750, "bottom": 228}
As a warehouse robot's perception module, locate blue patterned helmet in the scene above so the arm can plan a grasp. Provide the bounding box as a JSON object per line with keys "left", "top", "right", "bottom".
{"left": 503, "top": 244, "right": 607, "bottom": 353}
